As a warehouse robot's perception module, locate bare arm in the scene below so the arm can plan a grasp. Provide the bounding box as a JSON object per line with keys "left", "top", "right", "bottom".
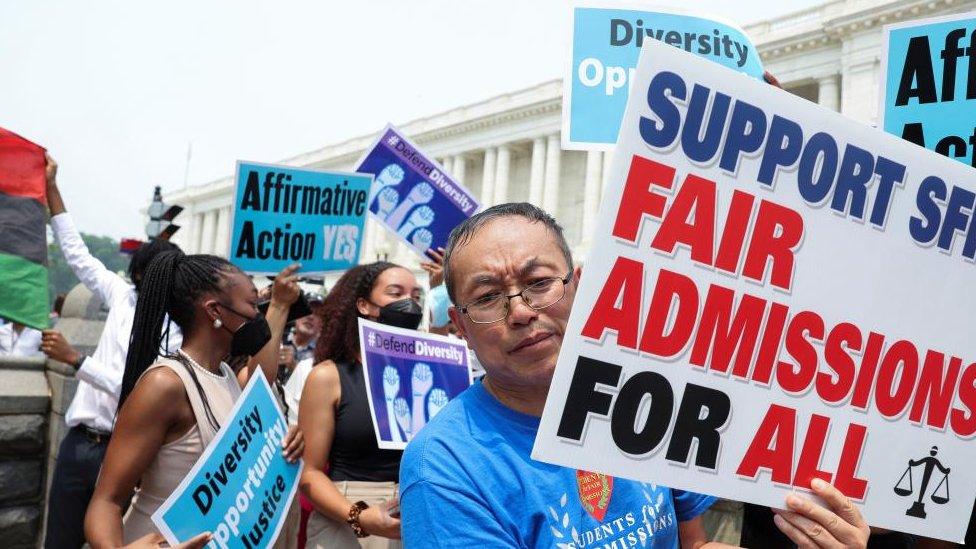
{"left": 773, "top": 479, "right": 870, "bottom": 548}
{"left": 685, "top": 479, "right": 872, "bottom": 548}
{"left": 298, "top": 363, "right": 348, "bottom": 521}
{"left": 85, "top": 368, "right": 194, "bottom": 548}
{"left": 45, "top": 154, "right": 66, "bottom": 216}
{"left": 298, "top": 362, "right": 399, "bottom": 538}
{"left": 679, "top": 517, "right": 737, "bottom": 549}
{"left": 763, "top": 71, "right": 783, "bottom": 89}
{"left": 40, "top": 329, "right": 81, "bottom": 367}
{"left": 40, "top": 329, "right": 128, "bottom": 396}
{"left": 238, "top": 264, "right": 301, "bottom": 386}
{"left": 420, "top": 247, "right": 445, "bottom": 288}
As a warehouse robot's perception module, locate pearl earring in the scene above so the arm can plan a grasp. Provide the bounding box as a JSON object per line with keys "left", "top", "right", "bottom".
{"left": 213, "top": 318, "right": 222, "bottom": 329}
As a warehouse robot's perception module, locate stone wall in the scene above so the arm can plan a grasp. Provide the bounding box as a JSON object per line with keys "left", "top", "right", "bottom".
{"left": 0, "top": 355, "right": 49, "bottom": 549}
{"left": 0, "top": 283, "right": 106, "bottom": 549}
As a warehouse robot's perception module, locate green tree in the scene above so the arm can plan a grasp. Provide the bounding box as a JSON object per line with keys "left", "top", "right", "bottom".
{"left": 48, "top": 233, "right": 129, "bottom": 302}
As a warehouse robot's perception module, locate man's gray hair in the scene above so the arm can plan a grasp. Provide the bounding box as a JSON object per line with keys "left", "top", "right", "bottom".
{"left": 442, "top": 202, "right": 574, "bottom": 304}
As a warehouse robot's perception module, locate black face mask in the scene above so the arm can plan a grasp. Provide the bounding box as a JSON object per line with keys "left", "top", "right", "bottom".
{"left": 375, "top": 298, "right": 423, "bottom": 330}
{"left": 218, "top": 304, "right": 272, "bottom": 357}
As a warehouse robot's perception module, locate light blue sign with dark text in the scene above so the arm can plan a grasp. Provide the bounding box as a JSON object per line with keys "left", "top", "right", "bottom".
{"left": 880, "top": 13, "right": 976, "bottom": 168}
{"left": 564, "top": 3, "right": 764, "bottom": 150}
{"left": 229, "top": 161, "right": 371, "bottom": 275}
{"left": 152, "top": 373, "right": 302, "bottom": 549}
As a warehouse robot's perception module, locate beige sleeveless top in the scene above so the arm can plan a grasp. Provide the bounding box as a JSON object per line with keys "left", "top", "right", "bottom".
{"left": 122, "top": 356, "right": 242, "bottom": 543}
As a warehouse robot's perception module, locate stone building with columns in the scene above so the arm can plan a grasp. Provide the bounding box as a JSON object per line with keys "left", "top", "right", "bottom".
{"left": 162, "top": 0, "right": 975, "bottom": 283}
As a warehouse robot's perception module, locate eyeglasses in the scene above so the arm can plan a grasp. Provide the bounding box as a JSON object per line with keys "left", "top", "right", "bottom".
{"left": 457, "top": 273, "right": 573, "bottom": 324}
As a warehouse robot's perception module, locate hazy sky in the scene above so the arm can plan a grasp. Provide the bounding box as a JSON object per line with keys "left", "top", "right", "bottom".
{"left": 1, "top": 0, "right": 820, "bottom": 239}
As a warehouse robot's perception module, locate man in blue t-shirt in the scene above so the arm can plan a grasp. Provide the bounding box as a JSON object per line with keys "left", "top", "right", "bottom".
{"left": 399, "top": 203, "right": 870, "bottom": 548}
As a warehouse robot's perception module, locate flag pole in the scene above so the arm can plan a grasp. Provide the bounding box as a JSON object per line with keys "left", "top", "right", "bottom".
{"left": 183, "top": 141, "right": 192, "bottom": 189}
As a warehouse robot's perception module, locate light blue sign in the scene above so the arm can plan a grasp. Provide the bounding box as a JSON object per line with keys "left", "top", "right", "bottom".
{"left": 564, "top": 4, "right": 764, "bottom": 150}
{"left": 881, "top": 14, "right": 976, "bottom": 168}
{"left": 356, "top": 125, "right": 480, "bottom": 259}
{"left": 229, "top": 161, "right": 371, "bottom": 275}
{"left": 152, "top": 373, "right": 301, "bottom": 549}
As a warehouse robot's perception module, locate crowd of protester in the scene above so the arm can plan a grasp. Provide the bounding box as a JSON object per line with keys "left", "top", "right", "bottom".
{"left": 3, "top": 154, "right": 968, "bottom": 549}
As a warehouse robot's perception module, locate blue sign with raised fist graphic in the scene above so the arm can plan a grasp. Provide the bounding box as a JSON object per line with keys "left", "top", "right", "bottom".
{"left": 357, "top": 318, "right": 473, "bottom": 450}
{"left": 356, "top": 125, "right": 480, "bottom": 259}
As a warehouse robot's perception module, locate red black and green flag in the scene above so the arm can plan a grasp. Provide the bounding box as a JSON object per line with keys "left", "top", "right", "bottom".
{"left": 0, "top": 127, "right": 49, "bottom": 329}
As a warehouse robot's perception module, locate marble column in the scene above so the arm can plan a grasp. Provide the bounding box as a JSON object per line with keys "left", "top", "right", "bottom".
{"left": 365, "top": 218, "right": 380, "bottom": 261}
{"left": 213, "top": 208, "right": 225, "bottom": 257}
{"left": 481, "top": 147, "right": 497, "bottom": 206}
{"left": 201, "top": 210, "right": 218, "bottom": 254}
{"left": 440, "top": 156, "right": 455, "bottom": 177}
{"left": 181, "top": 207, "right": 198, "bottom": 253}
{"left": 493, "top": 145, "right": 511, "bottom": 205}
{"left": 818, "top": 74, "right": 840, "bottom": 112}
{"left": 210, "top": 208, "right": 224, "bottom": 255}
{"left": 581, "top": 151, "right": 603, "bottom": 244}
{"left": 542, "top": 134, "right": 561, "bottom": 215}
{"left": 528, "top": 137, "right": 546, "bottom": 206}
{"left": 216, "top": 206, "right": 232, "bottom": 257}
{"left": 194, "top": 211, "right": 205, "bottom": 254}
{"left": 370, "top": 218, "right": 393, "bottom": 261}
{"left": 452, "top": 154, "right": 467, "bottom": 184}
{"left": 210, "top": 209, "right": 223, "bottom": 255}
{"left": 601, "top": 149, "right": 616, "bottom": 193}
{"left": 189, "top": 213, "right": 203, "bottom": 254}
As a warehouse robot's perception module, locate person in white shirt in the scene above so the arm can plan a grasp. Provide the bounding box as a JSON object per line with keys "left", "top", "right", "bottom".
{"left": 278, "top": 292, "right": 326, "bottom": 418}
{"left": 41, "top": 155, "right": 183, "bottom": 549}
{"left": 0, "top": 319, "right": 43, "bottom": 357}
{"left": 283, "top": 356, "right": 315, "bottom": 427}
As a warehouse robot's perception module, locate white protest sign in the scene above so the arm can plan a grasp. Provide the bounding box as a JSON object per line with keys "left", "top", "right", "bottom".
{"left": 533, "top": 38, "right": 976, "bottom": 542}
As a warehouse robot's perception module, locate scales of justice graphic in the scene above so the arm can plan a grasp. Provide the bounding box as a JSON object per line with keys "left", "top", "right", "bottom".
{"left": 893, "top": 446, "right": 951, "bottom": 519}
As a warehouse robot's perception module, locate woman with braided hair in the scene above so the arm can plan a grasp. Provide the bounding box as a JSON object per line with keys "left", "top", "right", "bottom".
{"left": 84, "top": 251, "right": 306, "bottom": 548}
{"left": 298, "top": 261, "right": 423, "bottom": 549}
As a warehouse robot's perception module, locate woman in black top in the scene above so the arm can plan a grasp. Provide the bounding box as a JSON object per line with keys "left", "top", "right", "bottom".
{"left": 299, "top": 262, "right": 422, "bottom": 548}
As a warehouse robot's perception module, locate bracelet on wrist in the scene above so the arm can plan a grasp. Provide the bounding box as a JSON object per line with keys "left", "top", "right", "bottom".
{"left": 73, "top": 355, "right": 86, "bottom": 369}
{"left": 346, "top": 500, "right": 369, "bottom": 538}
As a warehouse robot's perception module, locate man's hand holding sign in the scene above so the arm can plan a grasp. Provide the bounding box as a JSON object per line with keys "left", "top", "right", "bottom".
{"left": 772, "top": 479, "right": 870, "bottom": 548}
{"left": 532, "top": 37, "right": 976, "bottom": 543}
